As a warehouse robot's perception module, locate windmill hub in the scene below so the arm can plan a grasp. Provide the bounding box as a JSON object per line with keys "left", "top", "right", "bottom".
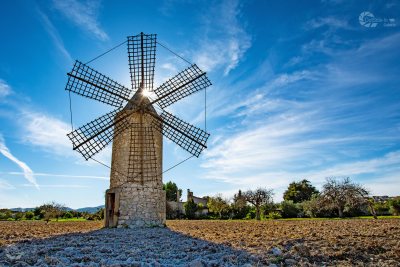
{"left": 65, "top": 32, "right": 211, "bottom": 228}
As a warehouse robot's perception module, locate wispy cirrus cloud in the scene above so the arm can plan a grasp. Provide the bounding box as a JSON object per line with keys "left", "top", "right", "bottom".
{"left": 0, "top": 135, "right": 39, "bottom": 189}
{"left": 37, "top": 8, "right": 73, "bottom": 63}
{"left": 6, "top": 172, "right": 108, "bottom": 180}
{"left": 21, "top": 184, "right": 90, "bottom": 188}
{"left": 21, "top": 111, "right": 72, "bottom": 156}
{"left": 194, "top": 0, "right": 251, "bottom": 75}
{"left": 200, "top": 31, "right": 400, "bottom": 199}
{"left": 306, "top": 16, "right": 351, "bottom": 30}
{"left": 0, "top": 179, "right": 14, "bottom": 190}
{"left": 19, "top": 110, "right": 112, "bottom": 165}
{"left": 52, "top": 0, "right": 108, "bottom": 41}
{"left": 0, "top": 79, "right": 12, "bottom": 98}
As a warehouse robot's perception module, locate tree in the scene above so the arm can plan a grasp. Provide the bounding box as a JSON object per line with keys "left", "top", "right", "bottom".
{"left": 25, "top": 211, "right": 35, "bottom": 220}
{"left": 280, "top": 200, "right": 301, "bottom": 218}
{"left": 283, "top": 179, "right": 319, "bottom": 203}
{"left": 14, "top": 212, "right": 23, "bottom": 221}
{"left": 37, "top": 202, "right": 65, "bottom": 222}
{"left": 243, "top": 188, "right": 274, "bottom": 220}
{"left": 163, "top": 181, "right": 182, "bottom": 202}
{"left": 320, "top": 177, "right": 369, "bottom": 218}
{"left": 207, "top": 194, "right": 229, "bottom": 219}
{"left": 390, "top": 197, "right": 400, "bottom": 215}
{"left": 184, "top": 199, "right": 197, "bottom": 219}
{"left": 231, "top": 190, "right": 250, "bottom": 219}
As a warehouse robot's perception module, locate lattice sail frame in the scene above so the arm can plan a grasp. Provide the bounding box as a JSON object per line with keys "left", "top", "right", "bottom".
{"left": 151, "top": 111, "right": 210, "bottom": 157}
{"left": 65, "top": 32, "right": 212, "bottom": 163}
{"left": 127, "top": 33, "right": 156, "bottom": 91}
{"left": 154, "top": 64, "right": 212, "bottom": 109}
{"left": 66, "top": 61, "right": 131, "bottom": 107}
{"left": 67, "top": 108, "right": 130, "bottom": 160}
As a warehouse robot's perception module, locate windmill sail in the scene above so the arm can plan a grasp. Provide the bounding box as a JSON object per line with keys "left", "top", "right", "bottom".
{"left": 152, "top": 64, "right": 211, "bottom": 108}
{"left": 67, "top": 108, "right": 130, "bottom": 160}
{"left": 127, "top": 33, "right": 157, "bottom": 91}
{"left": 150, "top": 111, "right": 210, "bottom": 157}
{"left": 66, "top": 60, "right": 131, "bottom": 107}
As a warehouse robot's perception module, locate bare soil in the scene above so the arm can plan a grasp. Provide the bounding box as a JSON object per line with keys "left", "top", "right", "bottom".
{"left": 168, "top": 219, "right": 400, "bottom": 266}
{"left": 0, "top": 219, "right": 399, "bottom": 266}
{"left": 0, "top": 221, "right": 102, "bottom": 246}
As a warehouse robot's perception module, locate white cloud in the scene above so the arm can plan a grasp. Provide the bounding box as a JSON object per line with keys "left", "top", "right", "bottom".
{"left": 5, "top": 172, "right": 108, "bottom": 180}
{"left": 37, "top": 8, "right": 73, "bottom": 63}
{"left": 21, "top": 111, "right": 72, "bottom": 156}
{"left": 19, "top": 110, "right": 113, "bottom": 165}
{"left": 193, "top": 0, "right": 251, "bottom": 75}
{"left": 306, "top": 17, "right": 350, "bottom": 30}
{"left": 0, "top": 135, "right": 39, "bottom": 189}
{"left": 0, "top": 79, "right": 12, "bottom": 98}
{"left": 21, "top": 184, "right": 89, "bottom": 188}
{"left": 0, "top": 179, "right": 14, "bottom": 190}
{"left": 52, "top": 0, "right": 108, "bottom": 41}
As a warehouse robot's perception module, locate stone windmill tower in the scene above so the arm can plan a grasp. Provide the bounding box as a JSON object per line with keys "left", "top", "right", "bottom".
{"left": 64, "top": 33, "right": 211, "bottom": 228}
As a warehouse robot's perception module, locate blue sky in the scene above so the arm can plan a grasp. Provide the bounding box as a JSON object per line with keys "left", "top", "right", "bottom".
{"left": 0, "top": 0, "right": 399, "bottom": 208}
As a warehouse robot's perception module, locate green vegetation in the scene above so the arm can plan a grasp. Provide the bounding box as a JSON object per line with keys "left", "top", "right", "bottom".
{"left": 183, "top": 199, "right": 197, "bottom": 219}
{"left": 283, "top": 179, "right": 319, "bottom": 203}
{"left": 163, "top": 181, "right": 182, "bottom": 202}
{"left": 0, "top": 203, "right": 104, "bottom": 222}
{"left": 171, "top": 177, "right": 399, "bottom": 221}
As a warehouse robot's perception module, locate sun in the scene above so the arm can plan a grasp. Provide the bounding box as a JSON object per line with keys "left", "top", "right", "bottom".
{"left": 142, "top": 89, "right": 152, "bottom": 97}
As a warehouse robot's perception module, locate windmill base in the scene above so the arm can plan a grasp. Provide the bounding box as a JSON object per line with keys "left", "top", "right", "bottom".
{"left": 105, "top": 185, "right": 166, "bottom": 228}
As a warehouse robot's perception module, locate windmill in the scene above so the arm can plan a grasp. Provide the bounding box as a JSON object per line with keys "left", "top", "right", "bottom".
{"left": 65, "top": 32, "right": 211, "bottom": 227}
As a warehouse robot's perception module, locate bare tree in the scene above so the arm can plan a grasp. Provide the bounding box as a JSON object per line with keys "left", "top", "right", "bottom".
{"left": 243, "top": 188, "right": 274, "bottom": 220}
{"left": 39, "top": 201, "right": 65, "bottom": 223}
{"left": 320, "top": 177, "right": 369, "bottom": 218}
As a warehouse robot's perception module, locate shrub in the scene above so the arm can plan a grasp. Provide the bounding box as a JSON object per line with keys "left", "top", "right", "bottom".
{"left": 25, "top": 211, "right": 34, "bottom": 220}
{"left": 280, "top": 200, "right": 301, "bottom": 218}
{"left": 63, "top": 211, "right": 73, "bottom": 219}
{"left": 390, "top": 198, "right": 400, "bottom": 215}
{"left": 245, "top": 209, "right": 256, "bottom": 219}
{"left": 14, "top": 212, "right": 23, "bottom": 221}
{"left": 373, "top": 201, "right": 391, "bottom": 216}
{"left": 268, "top": 212, "right": 282, "bottom": 219}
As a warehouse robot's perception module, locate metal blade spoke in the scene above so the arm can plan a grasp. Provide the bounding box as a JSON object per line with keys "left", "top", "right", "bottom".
{"left": 67, "top": 108, "right": 130, "bottom": 160}
{"left": 152, "top": 64, "right": 211, "bottom": 108}
{"left": 150, "top": 111, "right": 210, "bottom": 157}
{"left": 127, "top": 33, "right": 156, "bottom": 91}
{"left": 66, "top": 60, "right": 131, "bottom": 107}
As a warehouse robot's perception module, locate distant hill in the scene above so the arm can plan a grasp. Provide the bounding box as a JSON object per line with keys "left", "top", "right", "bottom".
{"left": 10, "top": 205, "right": 105, "bottom": 214}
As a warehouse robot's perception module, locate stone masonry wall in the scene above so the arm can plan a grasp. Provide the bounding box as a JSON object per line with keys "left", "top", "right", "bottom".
{"left": 108, "top": 109, "right": 165, "bottom": 227}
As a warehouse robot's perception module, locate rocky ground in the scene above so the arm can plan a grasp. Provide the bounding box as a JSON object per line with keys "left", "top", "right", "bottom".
{"left": 0, "top": 219, "right": 399, "bottom": 266}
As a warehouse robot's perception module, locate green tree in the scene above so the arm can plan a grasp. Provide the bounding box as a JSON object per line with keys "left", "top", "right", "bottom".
{"left": 390, "top": 197, "right": 400, "bottom": 215}
{"left": 243, "top": 188, "right": 274, "bottom": 220}
{"left": 207, "top": 194, "right": 229, "bottom": 219}
{"left": 184, "top": 199, "right": 197, "bottom": 219}
{"left": 25, "top": 211, "right": 35, "bottom": 220}
{"left": 63, "top": 211, "right": 73, "bottom": 219}
{"left": 14, "top": 212, "right": 23, "bottom": 221}
{"left": 283, "top": 179, "right": 319, "bottom": 203}
{"left": 163, "top": 181, "right": 182, "bottom": 202}
{"left": 231, "top": 190, "right": 250, "bottom": 219}
{"left": 280, "top": 200, "right": 301, "bottom": 218}
{"left": 320, "top": 177, "right": 369, "bottom": 218}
